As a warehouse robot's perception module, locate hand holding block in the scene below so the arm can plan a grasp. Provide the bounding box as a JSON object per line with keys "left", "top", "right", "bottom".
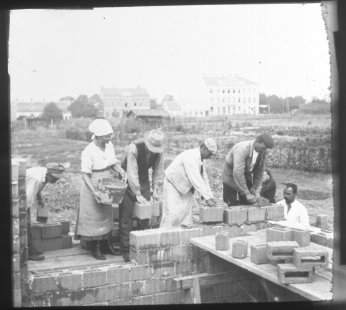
{"left": 134, "top": 202, "right": 152, "bottom": 220}
{"left": 215, "top": 232, "right": 229, "bottom": 251}
{"left": 231, "top": 239, "right": 248, "bottom": 259}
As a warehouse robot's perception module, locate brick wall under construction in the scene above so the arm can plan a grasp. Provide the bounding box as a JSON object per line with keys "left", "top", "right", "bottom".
{"left": 12, "top": 158, "right": 307, "bottom": 306}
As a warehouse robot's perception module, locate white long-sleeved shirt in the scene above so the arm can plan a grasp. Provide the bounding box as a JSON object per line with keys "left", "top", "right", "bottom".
{"left": 164, "top": 147, "right": 214, "bottom": 200}
{"left": 26, "top": 167, "right": 47, "bottom": 208}
{"left": 276, "top": 199, "right": 310, "bottom": 225}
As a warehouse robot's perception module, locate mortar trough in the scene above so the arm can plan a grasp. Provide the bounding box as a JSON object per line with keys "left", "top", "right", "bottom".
{"left": 99, "top": 177, "right": 127, "bottom": 204}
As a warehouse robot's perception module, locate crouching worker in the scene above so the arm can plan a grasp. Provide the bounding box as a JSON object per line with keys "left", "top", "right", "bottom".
{"left": 26, "top": 162, "right": 65, "bottom": 260}
{"left": 119, "top": 129, "right": 165, "bottom": 262}
{"left": 160, "top": 138, "right": 218, "bottom": 229}
{"left": 75, "top": 119, "right": 126, "bottom": 260}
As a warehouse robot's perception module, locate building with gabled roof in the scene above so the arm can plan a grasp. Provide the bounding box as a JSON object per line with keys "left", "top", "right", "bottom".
{"left": 100, "top": 86, "right": 150, "bottom": 118}
{"left": 204, "top": 74, "right": 259, "bottom": 116}
{"left": 161, "top": 95, "right": 182, "bottom": 117}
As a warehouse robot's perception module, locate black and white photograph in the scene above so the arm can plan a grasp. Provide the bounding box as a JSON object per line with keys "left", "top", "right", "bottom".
{"left": 8, "top": 2, "right": 343, "bottom": 307}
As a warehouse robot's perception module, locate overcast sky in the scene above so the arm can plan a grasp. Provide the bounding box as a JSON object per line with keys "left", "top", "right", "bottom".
{"left": 9, "top": 4, "right": 330, "bottom": 105}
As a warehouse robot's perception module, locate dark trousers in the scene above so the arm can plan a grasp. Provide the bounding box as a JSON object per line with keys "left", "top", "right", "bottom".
{"left": 27, "top": 208, "right": 34, "bottom": 254}
{"left": 223, "top": 180, "right": 253, "bottom": 206}
{"left": 119, "top": 189, "right": 150, "bottom": 253}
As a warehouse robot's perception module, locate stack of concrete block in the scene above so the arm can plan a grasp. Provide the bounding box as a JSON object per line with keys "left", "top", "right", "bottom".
{"left": 311, "top": 230, "right": 333, "bottom": 248}
{"left": 12, "top": 158, "right": 28, "bottom": 307}
{"left": 315, "top": 214, "right": 329, "bottom": 230}
{"left": 267, "top": 241, "right": 299, "bottom": 263}
{"left": 199, "top": 202, "right": 225, "bottom": 223}
{"left": 31, "top": 220, "right": 72, "bottom": 251}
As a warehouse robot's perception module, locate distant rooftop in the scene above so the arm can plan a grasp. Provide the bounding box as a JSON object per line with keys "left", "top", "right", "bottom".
{"left": 204, "top": 74, "right": 258, "bottom": 87}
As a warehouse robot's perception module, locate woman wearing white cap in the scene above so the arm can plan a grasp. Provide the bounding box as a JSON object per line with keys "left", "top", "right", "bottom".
{"left": 160, "top": 138, "right": 218, "bottom": 228}
{"left": 75, "top": 119, "right": 126, "bottom": 260}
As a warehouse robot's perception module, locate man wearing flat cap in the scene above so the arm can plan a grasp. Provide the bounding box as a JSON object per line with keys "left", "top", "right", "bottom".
{"left": 160, "top": 138, "right": 218, "bottom": 229}
{"left": 26, "top": 163, "right": 65, "bottom": 260}
{"left": 222, "top": 133, "right": 274, "bottom": 206}
{"left": 120, "top": 128, "right": 165, "bottom": 262}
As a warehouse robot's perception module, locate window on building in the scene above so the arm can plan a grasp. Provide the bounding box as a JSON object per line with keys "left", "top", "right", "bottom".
{"left": 217, "top": 107, "right": 220, "bottom": 115}
{"left": 210, "top": 89, "right": 213, "bottom": 94}
{"left": 124, "top": 102, "right": 128, "bottom": 107}
{"left": 134, "top": 102, "right": 137, "bottom": 107}
{"left": 238, "top": 106, "right": 240, "bottom": 111}
{"left": 228, "top": 105, "right": 230, "bottom": 114}
{"left": 233, "top": 89, "right": 235, "bottom": 93}
{"left": 228, "top": 89, "right": 230, "bottom": 93}
{"left": 222, "top": 89, "right": 225, "bottom": 94}
{"left": 238, "top": 98, "right": 240, "bottom": 103}
{"left": 210, "top": 106, "right": 214, "bottom": 112}
{"left": 222, "top": 107, "right": 226, "bottom": 114}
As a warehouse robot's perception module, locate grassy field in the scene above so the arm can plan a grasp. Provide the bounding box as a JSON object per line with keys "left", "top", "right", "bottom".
{"left": 11, "top": 113, "right": 334, "bottom": 232}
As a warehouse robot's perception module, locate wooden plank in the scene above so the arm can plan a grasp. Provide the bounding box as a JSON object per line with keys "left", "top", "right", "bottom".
{"left": 189, "top": 231, "right": 332, "bottom": 301}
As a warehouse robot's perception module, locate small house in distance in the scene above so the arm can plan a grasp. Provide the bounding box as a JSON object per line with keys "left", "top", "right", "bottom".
{"left": 126, "top": 109, "right": 170, "bottom": 132}
{"left": 161, "top": 95, "right": 182, "bottom": 117}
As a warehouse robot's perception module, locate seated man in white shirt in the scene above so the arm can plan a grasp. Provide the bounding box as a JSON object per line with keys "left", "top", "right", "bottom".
{"left": 277, "top": 183, "right": 309, "bottom": 225}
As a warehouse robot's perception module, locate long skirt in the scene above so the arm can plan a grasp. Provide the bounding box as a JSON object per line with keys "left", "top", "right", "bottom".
{"left": 159, "top": 177, "right": 196, "bottom": 228}
{"left": 75, "top": 170, "right": 113, "bottom": 241}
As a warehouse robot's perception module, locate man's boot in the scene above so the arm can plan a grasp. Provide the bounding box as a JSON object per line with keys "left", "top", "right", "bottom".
{"left": 101, "top": 239, "right": 121, "bottom": 255}
{"left": 122, "top": 247, "right": 130, "bottom": 262}
{"left": 92, "top": 241, "right": 106, "bottom": 260}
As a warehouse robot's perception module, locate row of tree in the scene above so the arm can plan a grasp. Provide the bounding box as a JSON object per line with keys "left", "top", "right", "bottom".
{"left": 259, "top": 94, "right": 330, "bottom": 114}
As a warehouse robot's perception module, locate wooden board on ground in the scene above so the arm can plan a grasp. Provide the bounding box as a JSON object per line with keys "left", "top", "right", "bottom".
{"left": 190, "top": 229, "right": 332, "bottom": 301}
{"left": 28, "top": 244, "right": 126, "bottom": 272}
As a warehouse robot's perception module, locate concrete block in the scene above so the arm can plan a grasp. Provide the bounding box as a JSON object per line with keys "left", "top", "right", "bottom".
{"left": 170, "top": 245, "right": 189, "bottom": 262}
{"left": 267, "top": 241, "right": 299, "bottom": 262}
{"left": 179, "top": 227, "right": 202, "bottom": 245}
{"left": 32, "top": 275, "right": 57, "bottom": 293}
{"left": 223, "top": 225, "right": 242, "bottom": 238}
{"left": 316, "top": 214, "right": 329, "bottom": 229}
{"left": 143, "top": 279, "right": 166, "bottom": 295}
{"left": 83, "top": 269, "right": 107, "bottom": 288}
{"left": 32, "top": 237, "right": 62, "bottom": 252}
{"left": 256, "top": 221, "right": 270, "bottom": 230}
{"left": 118, "top": 283, "right": 132, "bottom": 299}
{"left": 161, "top": 229, "right": 180, "bottom": 246}
{"left": 292, "top": 228, "right": 310, "bottom": 247}
{"left": 12, "top": 181, "right": 18, "bottom": 199}
{"left": 106, "top": 266, "right": 130, "bottom": 285}
{"left": 215, "top": 232, "right": 230, "bottom": 251}
{"left": 148, "top": 247, "right": 171, "bottom": 263}
{"left": 130, "top": 248, "right": 149, "bottom": 265}
{"left": 57, "top": 272, "right": 83, "bottom": 290}
{"left": 151, "top": 201, "right": 160, "bottom": 217}
{"left": 134, "top": 202, "right": 152, "bottom": 220}
{"left": 250, "top": 243, "right": 270, "bottom": 265}
{"left": 199, "top": 206, "right": 224, "bottom": 222}
{"left": 130, "top": 265, "right": 151, "bottom": 281}
{"left": 201, "top": 225, "right": 223, "bottom": 236}
{"left": 12, "top": 198, "right": 19, "bottom": 218}
{"left": 132, "top": 295, "right": 154, "bottom": 305}
{"left": 59, "top": 220, "right": 70, "bottom": 234}
{"left": 247, "top": 206, "right": 266, "bottom": 223}
{"left": 12, "top": 235, "right": 20, "bottom": 254}
{"left": 223, "top": 206, "right": 247, "bottom": 225}
{"left": 129, "top": 229, "right": 161, "bottom": 249}
{"left": 231, "top": 239, "right": 248, "bottom": 259}
{"left": 41, "top": 222, "right": 62, "bottom": 239}
{"left": 175, "top": 261, "right": 190, "bottom": 276}
{"left": 293, "top": 246, "right": 329, "bottom": 269}
{"left": 95, "top": 285, "right": 118, "bottom": 303}
{"left": 152, "top": 262, "right": 175, "bottom": 278}
{"left": 131, "top": 281, "right": 144, "bottom": 297}
{"left": 266, "top": 204, "right": 285, "bottom": 220}
{"left": 311, "top": 232, "right": 330, "bottom": 247}
{"left": 30, "top": 223, "right": 43, "bottom": 240}
{"left": 112, "top": 204, "right": 119, "bottom": 220}
{"left": 62, "top": 234, "right": 72, "bottom": 249}
{"left": 278, "top": 264, "right": 314, "bottom": 284}
{"left": 266, "top": 227, "right": 293, "bottom": 242}
{"left": 111, "top": 226, "right": 119, "bottom": 238}
{"left": 241, "top": 223, "right": 258, "bottom": 236}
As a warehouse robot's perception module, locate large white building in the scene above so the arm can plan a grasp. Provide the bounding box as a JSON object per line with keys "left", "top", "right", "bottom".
{"left": 204, "top": 75, "right": 259, "bottom": 116}
{"left": 100, "top": 86, "right": 150, "bottom": 118}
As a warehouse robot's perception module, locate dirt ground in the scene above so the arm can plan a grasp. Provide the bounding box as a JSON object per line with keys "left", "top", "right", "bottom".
{"left": 11, "top": 120, "right": 334, "bottom": 233}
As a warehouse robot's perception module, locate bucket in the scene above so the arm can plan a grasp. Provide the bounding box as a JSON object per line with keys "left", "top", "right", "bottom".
{"left": 100, "top": 178, "right": 127, "bottom": 205}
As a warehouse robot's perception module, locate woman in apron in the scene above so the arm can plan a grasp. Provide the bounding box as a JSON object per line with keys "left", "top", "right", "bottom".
{"left": 75, "top": 119, "right": 126, "bottom": 260}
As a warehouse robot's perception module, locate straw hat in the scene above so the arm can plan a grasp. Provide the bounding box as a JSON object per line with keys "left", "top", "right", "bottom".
{"left": 46, "top": 163, "right": 65, "bottom": 179}
{"left": 143, "top": 129, "right": 165, "bottom": 153}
